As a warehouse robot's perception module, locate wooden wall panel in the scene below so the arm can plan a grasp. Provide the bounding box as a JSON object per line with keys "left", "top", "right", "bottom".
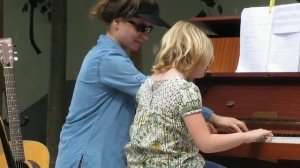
{"left": 209, "top": 37, "right": 240, "bottom": 72}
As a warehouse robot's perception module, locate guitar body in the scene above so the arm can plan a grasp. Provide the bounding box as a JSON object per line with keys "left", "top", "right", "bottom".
{"left": 0, "top": 140, "right": 50, "bottom": 168}
{"left": 0, "top": 140, "right": 49, "bottom": 168}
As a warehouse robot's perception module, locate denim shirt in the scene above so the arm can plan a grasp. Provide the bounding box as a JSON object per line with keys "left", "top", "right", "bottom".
{"left": 55, "top": 35, "right": 213, "bottom": 168}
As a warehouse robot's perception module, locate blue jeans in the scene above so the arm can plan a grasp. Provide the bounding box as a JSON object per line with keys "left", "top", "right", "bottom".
{"left": 204, "top": 160, "right": 226, "bottom": 168}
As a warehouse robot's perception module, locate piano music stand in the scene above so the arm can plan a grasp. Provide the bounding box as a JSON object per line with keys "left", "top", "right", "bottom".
{"left": 0, "top": 117, "right": 16, "bottom": 168}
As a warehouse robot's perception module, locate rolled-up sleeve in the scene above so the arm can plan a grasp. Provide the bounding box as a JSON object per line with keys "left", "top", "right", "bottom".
{"left": 201, "top": 106, "right": 213, "bottom": 121}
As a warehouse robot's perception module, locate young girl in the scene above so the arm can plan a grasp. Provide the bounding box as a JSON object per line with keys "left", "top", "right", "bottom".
{"left": 125, "top": 21, "right": 273, "bottom": 168}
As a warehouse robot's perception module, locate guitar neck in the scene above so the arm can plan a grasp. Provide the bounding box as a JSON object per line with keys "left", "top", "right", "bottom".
{"left": 4, "top": 67, "right": 25, "bottom": 162}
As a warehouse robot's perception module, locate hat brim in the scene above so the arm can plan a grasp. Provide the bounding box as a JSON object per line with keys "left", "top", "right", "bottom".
{"left": 138, "top": 14, "right": 170, "bottom": 28}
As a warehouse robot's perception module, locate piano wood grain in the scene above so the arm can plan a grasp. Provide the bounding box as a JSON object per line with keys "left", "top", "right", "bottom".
{"left": 213, "top": 142, "right": 300, "bottom": 160}
{"left": 195, "top": 73, "right": 300, "bottom": 161}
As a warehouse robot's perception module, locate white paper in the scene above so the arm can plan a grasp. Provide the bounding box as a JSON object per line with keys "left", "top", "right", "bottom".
{"left": 236, "top": 3, "right": 300, "bottom": 72}
{"left": 272, "top": 3, "right": 300, "bottom": 34}
{"left": 267, "top": 33, "right": 300, "bottom": 72}
{"left": 236, "top": 7, "right": 272, "bottom": 72}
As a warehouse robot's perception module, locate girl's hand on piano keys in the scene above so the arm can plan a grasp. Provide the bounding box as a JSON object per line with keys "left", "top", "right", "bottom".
{"left": 245, "top": 129, "right": 273, "bottom": 143}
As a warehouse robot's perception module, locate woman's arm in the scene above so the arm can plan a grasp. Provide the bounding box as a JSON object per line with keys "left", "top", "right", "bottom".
{"left": 203, "top": 106, "right": 248, "bottom": 133}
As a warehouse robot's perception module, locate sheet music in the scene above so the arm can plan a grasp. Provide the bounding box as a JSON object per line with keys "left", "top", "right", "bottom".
{"left": 236, "top": 3, "right": 300, "bottom": 72}
{"left": 267, "top": 33, "right": 300, "bottom": 72}
{"left": 272, "top": 3, "right": 300, "bottom": 34}
{"left": 236, "top": 7, "right": 272, "bottom": 72}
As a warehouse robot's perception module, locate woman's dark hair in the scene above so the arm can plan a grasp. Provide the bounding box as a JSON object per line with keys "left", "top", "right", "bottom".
{"left": 90, "top": 0, "right": 141, "bottom": 24}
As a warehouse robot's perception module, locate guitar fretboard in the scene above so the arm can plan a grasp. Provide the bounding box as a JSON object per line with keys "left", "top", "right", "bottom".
{"left": 4, "top": 67, "right": 25, "bottom": 162}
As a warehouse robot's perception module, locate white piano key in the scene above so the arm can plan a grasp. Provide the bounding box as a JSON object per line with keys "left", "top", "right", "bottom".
{"left": 265, "top": 136, "right": 300, "bottom": 144}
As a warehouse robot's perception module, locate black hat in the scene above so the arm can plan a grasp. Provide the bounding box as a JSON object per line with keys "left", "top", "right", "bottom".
{"left": 137, "top": 1, "right": 170, "bottom": 28}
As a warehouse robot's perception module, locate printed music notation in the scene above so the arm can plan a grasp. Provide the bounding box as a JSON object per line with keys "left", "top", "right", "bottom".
{"left": 236, "top": 3, "right": 300, "bottom": 72}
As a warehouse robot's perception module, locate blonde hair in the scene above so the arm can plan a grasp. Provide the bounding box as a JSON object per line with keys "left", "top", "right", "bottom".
{"left": 152, "top": 21, "right": 214, "bottom": 75}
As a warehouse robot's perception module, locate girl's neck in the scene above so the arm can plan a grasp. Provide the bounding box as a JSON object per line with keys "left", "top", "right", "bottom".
{"left": 151, "top": 68, "right": 186, "bottom": 81}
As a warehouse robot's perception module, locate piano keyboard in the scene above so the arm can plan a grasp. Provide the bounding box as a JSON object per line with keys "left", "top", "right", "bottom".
{"left": 265, "top": 136, "right": 300, "bottom": 144}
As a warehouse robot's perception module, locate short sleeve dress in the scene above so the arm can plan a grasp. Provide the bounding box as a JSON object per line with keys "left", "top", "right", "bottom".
{"left": 125, "top": 77, "right": 205, "bottom": 168}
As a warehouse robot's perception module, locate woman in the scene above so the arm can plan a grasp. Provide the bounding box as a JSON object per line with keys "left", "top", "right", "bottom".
{"left": 55, "top": 0, "right": 170, "bottom": 167}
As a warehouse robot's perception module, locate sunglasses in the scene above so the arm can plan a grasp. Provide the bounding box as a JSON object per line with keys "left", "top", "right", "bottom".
{"left": 128, "top": 20, "right": 154, "bottom": 33}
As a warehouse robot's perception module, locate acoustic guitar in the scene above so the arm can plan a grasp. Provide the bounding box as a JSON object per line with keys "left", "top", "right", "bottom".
{"left": 0, "top": 38, "right": 49, "bottom": 168}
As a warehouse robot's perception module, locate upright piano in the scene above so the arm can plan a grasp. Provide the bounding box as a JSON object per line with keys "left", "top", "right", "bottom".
{"left": 191, "top": 16, "right": 300, "bottom": 163}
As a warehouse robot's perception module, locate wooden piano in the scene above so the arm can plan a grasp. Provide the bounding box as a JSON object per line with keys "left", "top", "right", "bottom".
{"left": 191, "top": 16, "right": 300, "bottom": 165}
{"left": 195, "top": 72, "right": 300, "bottom": 161}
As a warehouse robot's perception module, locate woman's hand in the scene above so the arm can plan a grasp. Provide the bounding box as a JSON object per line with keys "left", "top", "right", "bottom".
{"left": 210, "top": 113, "right": 248, "bottom": 133}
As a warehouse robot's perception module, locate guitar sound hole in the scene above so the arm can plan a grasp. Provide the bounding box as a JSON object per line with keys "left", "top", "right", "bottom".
{"left": 15, "top": 161, "right": 29, "bottom": 168}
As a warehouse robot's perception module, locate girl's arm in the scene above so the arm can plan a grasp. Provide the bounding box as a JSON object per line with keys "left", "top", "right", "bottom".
{"left": 184, "top": 113, "right": 272, "bottom": 153}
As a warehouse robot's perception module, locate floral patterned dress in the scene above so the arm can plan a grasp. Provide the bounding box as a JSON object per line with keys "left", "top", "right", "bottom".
{"left": 125, "top": 77, "right": 205, "bottom": 168}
